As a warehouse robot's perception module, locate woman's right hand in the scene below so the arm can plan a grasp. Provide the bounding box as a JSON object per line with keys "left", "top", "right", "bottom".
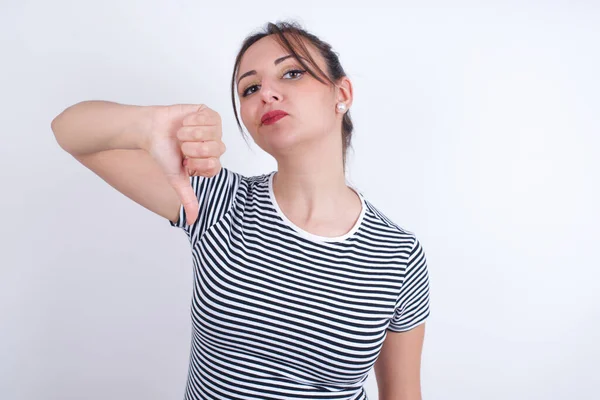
{"left": 146, "top": 104, "right": 226, "bottom": 226}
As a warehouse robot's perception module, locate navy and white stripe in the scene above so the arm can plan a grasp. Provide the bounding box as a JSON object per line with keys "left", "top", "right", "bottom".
{"left": 170, "top": 167, "right": 431, "bottom": 400}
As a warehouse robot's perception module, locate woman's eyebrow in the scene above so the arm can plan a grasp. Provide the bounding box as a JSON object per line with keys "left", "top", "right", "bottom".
{"left": 237, "top": 55, "right": 307, "bottom": 85}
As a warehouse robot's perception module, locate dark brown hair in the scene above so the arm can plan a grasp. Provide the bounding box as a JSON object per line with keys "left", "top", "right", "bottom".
{"left": 230, "top": 20, "right": 354, "bottom": 171}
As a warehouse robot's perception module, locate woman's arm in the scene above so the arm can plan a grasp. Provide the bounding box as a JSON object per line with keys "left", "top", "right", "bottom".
{"left": 374, "top": 323, "right": 426, "bottom": 400}
{"left": 51, "top": 100, "right": 154, "bottom": 156}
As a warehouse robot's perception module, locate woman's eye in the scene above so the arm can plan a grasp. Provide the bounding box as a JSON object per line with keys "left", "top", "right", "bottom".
{"left": 283, "top": 69, "right": 305, "bottom": 79}
{"left": 242, "top": 85, "right": 258, "bottom": 97}
{"left": 241, "top": 69, "right": 305, "bottom": 97}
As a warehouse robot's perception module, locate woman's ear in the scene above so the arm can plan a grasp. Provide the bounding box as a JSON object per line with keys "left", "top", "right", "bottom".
{"left": 336, "top": 76, "right": 353, "bottom": 109}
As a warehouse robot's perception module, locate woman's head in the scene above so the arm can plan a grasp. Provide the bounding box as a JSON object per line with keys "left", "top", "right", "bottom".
{"left": 230, "top": 21, "right": 354, "bottom": 172}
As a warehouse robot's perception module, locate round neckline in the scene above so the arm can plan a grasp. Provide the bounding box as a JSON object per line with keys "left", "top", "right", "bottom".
{"left": 267, "top": 171, "right": 366, "bottom": 243}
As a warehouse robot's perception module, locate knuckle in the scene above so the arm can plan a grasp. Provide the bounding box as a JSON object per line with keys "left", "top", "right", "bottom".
{"left": 197, "top": 142, "right": 209, "bottom": 157}
{"left": 187, "top": 158, "right": 202, "bottom": 171}
{"left": 184, "top": 142, "right": 202, "bottom": 158}
{"left": 182, "top": 113, "right": 196, "bottom": 126}
{"left": 185, "top": 127, "right": 204, "bottom": 141}
{"left": 191, "top": 127, "right": 202, "bottom": 140}
{"left": 203, "top": 108, "right": 220, "bottom": 124}
{"left": 186, "top": 154, "right": 218, "bottom": 174}
{"left": 177, "top": 126, "right": 188, "bottom": 141}
{"left": 198, "top": 105, "right": 212, "bottom": 116}
{"left": 212, "top": 160, "right": 222, "bottom": 175}
{"left": 181, "top": 141, "right": 202, "bottom": 157}
{"left": 209, "top": 127, "right": 221, "bottom": 141}
{"left": 180, "top": 141, "right": 190, "bottom": 155}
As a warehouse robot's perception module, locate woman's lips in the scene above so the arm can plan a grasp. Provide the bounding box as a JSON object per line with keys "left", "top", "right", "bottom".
{"left": 262, "top": 114, "right": 287, "bottom": 125}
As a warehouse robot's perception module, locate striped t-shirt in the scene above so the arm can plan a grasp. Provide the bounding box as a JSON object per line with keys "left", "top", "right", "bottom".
{"left": 169, "top": 167, "right": 431, "bottom": 400}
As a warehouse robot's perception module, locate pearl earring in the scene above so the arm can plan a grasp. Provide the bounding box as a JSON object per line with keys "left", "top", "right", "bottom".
{"left": 336, "top": 102, "right": 347, "bottom": 112}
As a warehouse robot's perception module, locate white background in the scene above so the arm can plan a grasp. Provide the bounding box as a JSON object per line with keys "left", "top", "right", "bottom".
{"left": 1, "top": 1, "right": 599, "bottom": 399}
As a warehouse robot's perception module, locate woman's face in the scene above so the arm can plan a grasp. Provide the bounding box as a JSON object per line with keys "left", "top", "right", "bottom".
{"left": 236, "top": 35, "right": 342, "bottom": 157}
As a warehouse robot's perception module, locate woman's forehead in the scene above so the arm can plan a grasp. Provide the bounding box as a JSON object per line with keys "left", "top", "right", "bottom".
{"left": 238, "top": 35, "right": 320, "bottom": 75}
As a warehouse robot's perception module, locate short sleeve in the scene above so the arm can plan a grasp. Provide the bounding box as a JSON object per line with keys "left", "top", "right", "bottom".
{"left": 387, "top": 237, "right": 431, "bottom": 332}
{"left": 169, "top": 167, "right": 240, "bottom": 244}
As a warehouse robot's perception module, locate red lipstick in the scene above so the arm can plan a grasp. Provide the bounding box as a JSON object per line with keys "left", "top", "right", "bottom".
{"left": 261, "top": 110, "right": 288, "bottom": 125}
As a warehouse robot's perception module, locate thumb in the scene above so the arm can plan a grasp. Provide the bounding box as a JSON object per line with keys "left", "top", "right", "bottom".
{"left": 169, "top": 174, "right": 199, "bottom": 226}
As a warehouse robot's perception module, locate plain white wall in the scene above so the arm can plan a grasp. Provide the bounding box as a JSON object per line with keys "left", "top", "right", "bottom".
{"left": 1, "top": 1, "right": 599, "bottom": 399}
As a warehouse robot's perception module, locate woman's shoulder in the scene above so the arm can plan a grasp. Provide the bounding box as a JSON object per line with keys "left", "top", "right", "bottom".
{"left": 215, "top": 167, "right": 273, "bottom": 182}
{"left": 361, "top": 196, "right": 417, "bottom": 238}
{"left": 206, "top": 167, "right": 274, "bottom": 198}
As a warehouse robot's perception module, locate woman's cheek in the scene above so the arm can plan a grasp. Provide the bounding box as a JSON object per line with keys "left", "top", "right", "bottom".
{"left": 240, "top": 108, "right": 251, "bottom": 128}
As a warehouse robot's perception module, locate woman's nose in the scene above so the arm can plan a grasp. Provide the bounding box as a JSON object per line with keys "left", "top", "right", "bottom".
{"left": 260, "top": 79, "right": 282, "bottom": 103}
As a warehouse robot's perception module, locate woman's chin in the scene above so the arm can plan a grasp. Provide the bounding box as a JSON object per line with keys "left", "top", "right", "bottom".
{"left": 260, "top": 131, "right": 306, "bottom": 153}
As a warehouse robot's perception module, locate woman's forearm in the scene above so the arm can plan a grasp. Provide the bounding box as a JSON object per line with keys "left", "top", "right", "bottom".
{"left": 51, "top": 100, "right": 156, "bottom": 156}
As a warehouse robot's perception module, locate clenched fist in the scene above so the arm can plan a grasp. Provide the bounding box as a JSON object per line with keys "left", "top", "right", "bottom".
{"left": 147, "top": 104, "right": 226, "bottom": 226}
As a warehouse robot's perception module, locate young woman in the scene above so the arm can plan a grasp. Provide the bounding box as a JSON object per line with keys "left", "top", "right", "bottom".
{"left": 52, "top": 21, "right": 431, "bottom": 400}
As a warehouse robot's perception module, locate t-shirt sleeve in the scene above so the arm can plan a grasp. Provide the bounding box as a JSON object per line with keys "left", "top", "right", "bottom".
{"left": 387, "top": 236, "right": 431, "bottom": 332}
{"left": 169, "top": 167, "right": 240, "bottom": 244}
